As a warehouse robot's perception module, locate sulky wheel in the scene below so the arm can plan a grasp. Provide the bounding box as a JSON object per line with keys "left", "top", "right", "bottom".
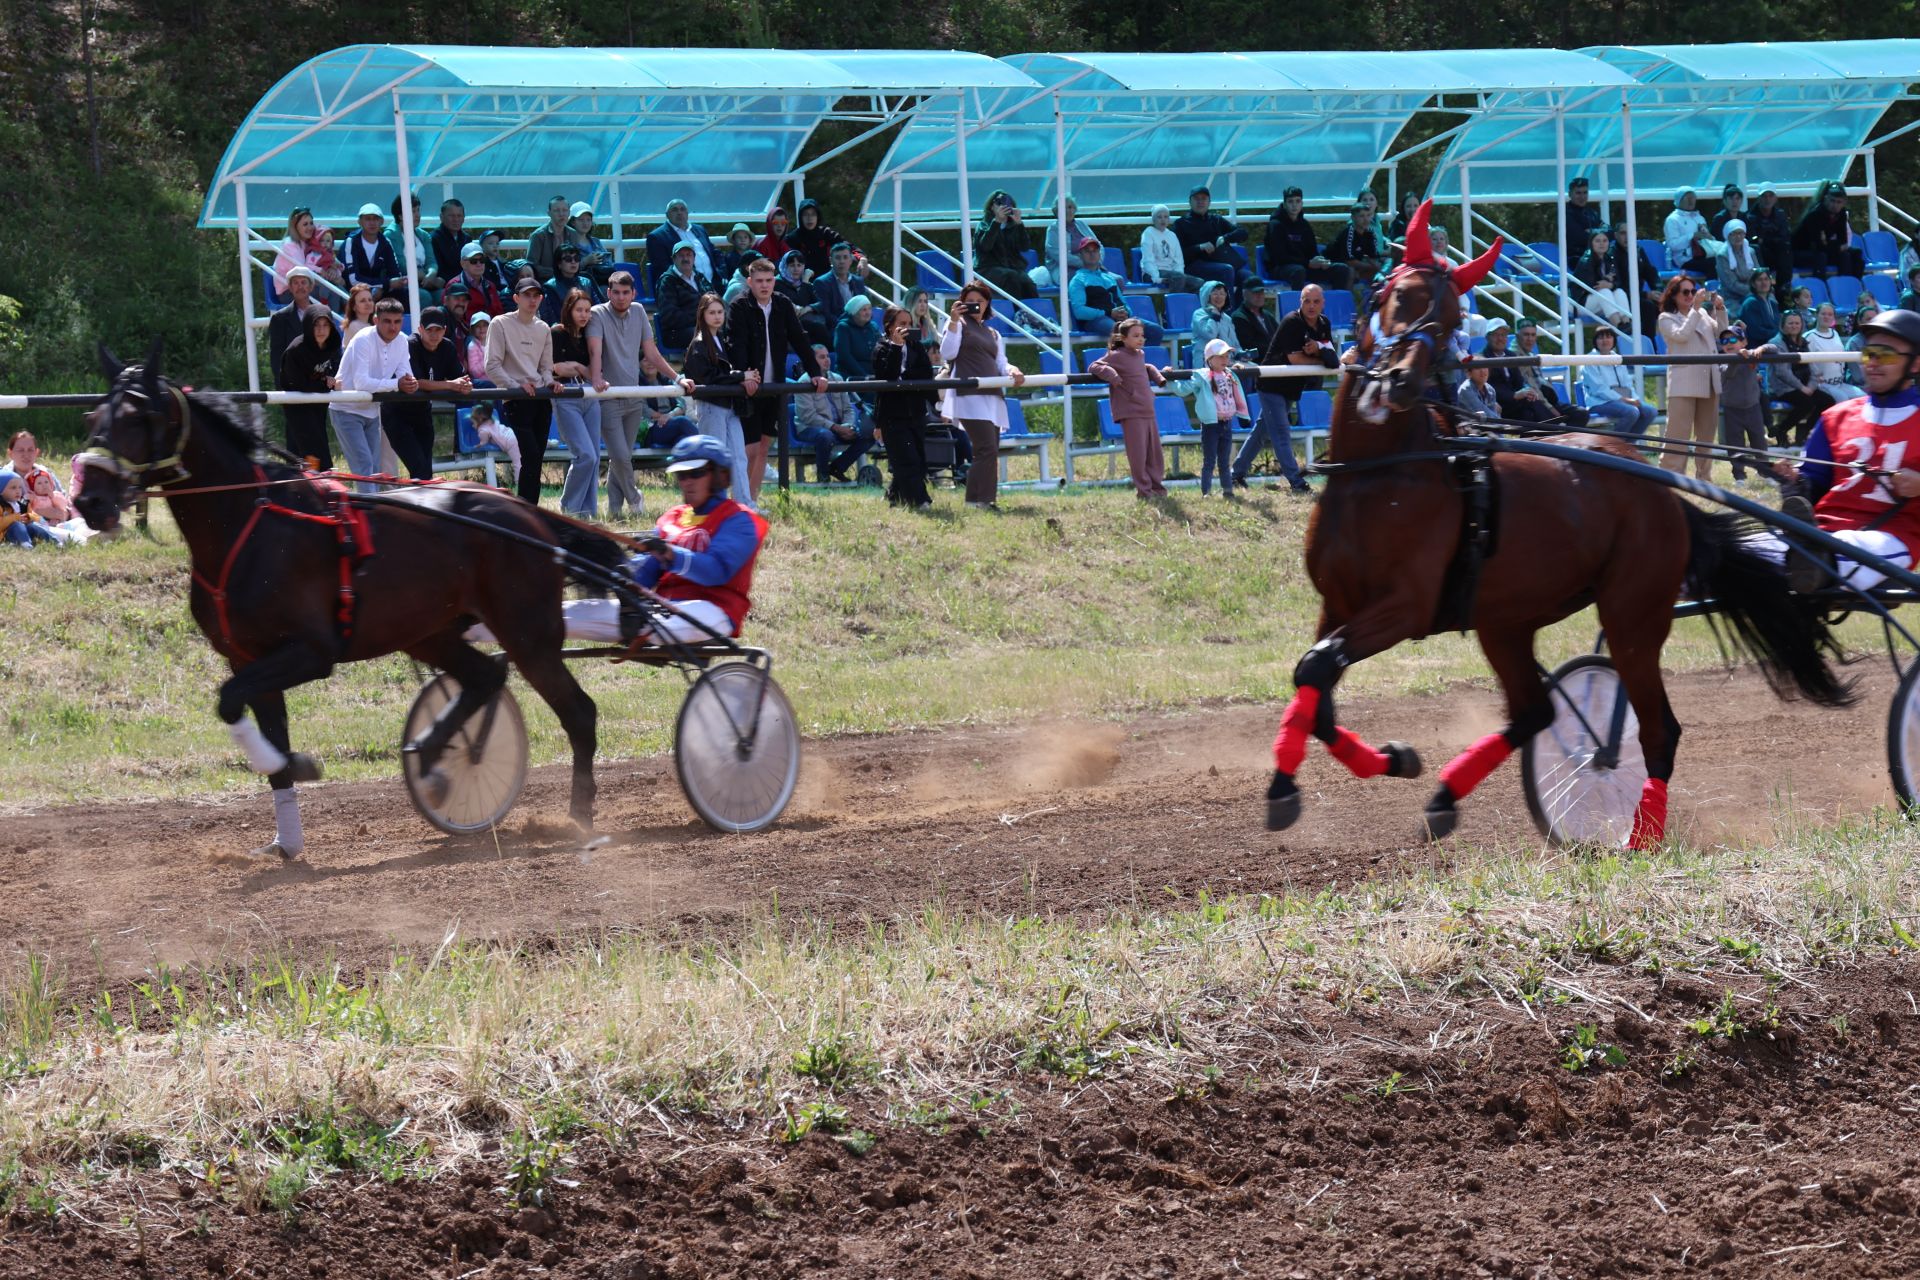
{"left": 1886, "top": 660, "right": 1920, "bottom": 813}
{"left": 1519, "top": 654, "right": 1648, "bottom": 848}
{"left": 401, "top": 671, "right": 530, "bottom": 835}
{"left": 674, "top": 662, "right": 800, "bottom": 834}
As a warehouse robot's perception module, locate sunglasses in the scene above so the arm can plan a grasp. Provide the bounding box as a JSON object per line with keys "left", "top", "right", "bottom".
{"left": 1860, "top": 344, "right": 1913, "bottom": 367}
{"left": 1677, "top": 287, "right": 1696, "bottom": 297}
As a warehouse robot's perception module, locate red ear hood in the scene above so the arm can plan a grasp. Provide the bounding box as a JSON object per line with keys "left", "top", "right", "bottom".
{"left": 1452, "top": 237, "right": 1502, "bottom": 291}
{"left": 1402, "top": 199, "right": 1434, "bottom": 268}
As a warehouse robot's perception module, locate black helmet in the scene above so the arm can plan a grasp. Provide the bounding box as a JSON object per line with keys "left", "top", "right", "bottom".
{"left": 1858, "top": 308, "right": 1920, "bottom": 351}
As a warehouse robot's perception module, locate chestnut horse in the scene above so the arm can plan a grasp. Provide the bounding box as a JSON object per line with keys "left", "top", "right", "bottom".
{"left": 1265, "top": 202, "right": 1850, "bottom": 849}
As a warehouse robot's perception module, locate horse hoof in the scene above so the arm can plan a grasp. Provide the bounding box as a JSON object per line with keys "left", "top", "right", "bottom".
{"left": 1266, "top": 793, "right": 1302, "bottom": 832}
{"left": 420, "top": 767, "right": 451, "bottom": 809}
{"left": 1384, "top": 741, "right": 1423, "bottom": 779}
{"left": 1422, "top": 804, "right": 1459, "bottom": 842}
{"left": 289, "top": 753, "right": 324, "bottom": 784}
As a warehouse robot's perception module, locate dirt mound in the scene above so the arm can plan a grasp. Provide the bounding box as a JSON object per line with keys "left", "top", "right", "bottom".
{"left": 6, "top": 963, "right": 1920, "bottom": 1278}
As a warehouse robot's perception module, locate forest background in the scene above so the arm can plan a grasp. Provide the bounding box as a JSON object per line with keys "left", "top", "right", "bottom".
{"left": 2, "top": 0, "right": 1916, "bottom": 438}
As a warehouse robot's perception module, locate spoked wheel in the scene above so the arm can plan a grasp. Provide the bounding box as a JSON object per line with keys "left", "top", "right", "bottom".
{"left": 674, "top": 661, "right": 800, "bottom": 833}
{"left": 1519, "top": 655, "right": 1647, "bottom": 848}
{"left": 1886, "top": 660, "right": 1920, "bottom": 813}
{"left": 401, "top": 671, "right": 530, "bottom": 834}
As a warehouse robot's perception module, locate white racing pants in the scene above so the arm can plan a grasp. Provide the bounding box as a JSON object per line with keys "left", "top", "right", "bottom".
{"left": 1746, "top": 526, "right": 1911, "bottom": 591}
{"left": 466, "top": 597, "right": 734, "bottom": 646}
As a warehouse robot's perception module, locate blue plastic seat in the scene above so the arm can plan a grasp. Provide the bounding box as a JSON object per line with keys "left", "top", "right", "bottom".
{"left": 1865, "top": 275, "right": 1900, "bottom": 307}
{"left": 1129, "top": 248, "right": 1147, "bottom": 282}
{"left": 1791, "top": 277, "right": 1831, "bottom": 306}
{"left": 1321, "top": 290, "right": 1356, "bottom": 330}
{"left": 1525, "top": 242, "right": 1563, "bottom": 283}
{"left": 1639, "top": 240, "right": 1675, "bottom": 279}
{"left": 1278, "top": 290, "right": 1303, "bottom": 316}
{"left": 1022, "top": 249, "right": 1040, "bottom": 270}
{"left": 1154, "top": 395, "right": 1192, "bottom": 436}
{"left": 1162, "top": 292, "right": 1202, "bottom": 333}
{"left": 1829, "top": 276, "right": 1866, "bottom": 309}
{"left": 1298, "top": 389, "right": 1333, "bottom": 429}
{"left": 1123, "top": 293, "right": 1160, "bottom": 323}
{"left": 915, "top": 250, "right": 961, "bottom": 292}
{"left": 1096, "top": 400, "right": 1122, "bottom": 441}
{"left": 610, "top": 261, "right": 648, "bottom": 299}
{"left": 1005, "top": 398, "right": 1031, "bottom": 436}
{"left": 1038, "top": 350, "right": 1066, "bottom": 378}
{"left": 1103, "top": 247, "right": 1128, "bottom": 281}
{"left": 1861, "top": 230, "right": 1900, "bottom": 272}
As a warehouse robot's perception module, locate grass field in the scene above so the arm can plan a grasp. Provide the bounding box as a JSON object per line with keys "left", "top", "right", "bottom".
{"left": 4, "top": 469, "right": 1912, "bottom": 1249}
{"left": 0, "top": 471, "right": 1837, "bottom": 809}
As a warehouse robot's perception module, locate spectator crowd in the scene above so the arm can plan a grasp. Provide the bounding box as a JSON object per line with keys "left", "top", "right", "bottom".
{"left": 239, "top": 176, "right": 1915, "bottom": 529}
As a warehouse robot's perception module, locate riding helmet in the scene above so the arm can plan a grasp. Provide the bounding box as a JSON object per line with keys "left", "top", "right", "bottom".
{"left": 1857, "top": 308, "right": 1920, "bottom": 352}
{"left": 665, "top": 435, "right": 735, "bottom": 474}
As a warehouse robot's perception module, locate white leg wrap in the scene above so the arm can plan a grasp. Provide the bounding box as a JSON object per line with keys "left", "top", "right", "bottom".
{"left": 228, "top": 715, "right": 289, "bottom": 775}
{"left": 272, "top": 787, "right": 305, "bottom": 855}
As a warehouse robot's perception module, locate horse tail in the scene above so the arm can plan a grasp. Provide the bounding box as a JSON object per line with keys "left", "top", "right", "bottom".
{"left": 533, "top": 510, "right": 630, "bottom": 597}
{"left": 1681, "top": 502, "right": 1855, "bottom": 707}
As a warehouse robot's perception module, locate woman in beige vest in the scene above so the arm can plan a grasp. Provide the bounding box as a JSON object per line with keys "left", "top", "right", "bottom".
{"left": 1656, "top": 276, "right": 1728, "bottom": 481}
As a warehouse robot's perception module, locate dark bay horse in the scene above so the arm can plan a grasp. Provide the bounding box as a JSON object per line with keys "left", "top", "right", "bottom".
{"left": 1266, "top": 202, "right": 1851, "bottom": 849}
{"left": 74, "top": 346, "right": 623, "bottom": 859}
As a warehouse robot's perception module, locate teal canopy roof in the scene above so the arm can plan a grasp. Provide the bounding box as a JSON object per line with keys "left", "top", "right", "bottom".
{"left": 204, "top": 42, "right": 1920, "bottom": 235}
{"left": 200, "top": 45, "right": 1037, "bottom": 230}
{"left": 862, "top": 49, "right": 1635, "bottom": 222}
{"left": 1427, "top": 40, "right": 1920, "bottom": 202}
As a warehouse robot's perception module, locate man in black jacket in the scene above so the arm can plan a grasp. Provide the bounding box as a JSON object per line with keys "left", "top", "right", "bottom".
{"left": 1563, "top": 178, "right": 1604, "bottom": 266}
{"left": 1174, "top": 186, "right": 1252, "bottom": 307}
{"left": 1263, "top": 188, "right": 1352, "bottom": 292}
{"left": 727, "top": 257, "right": 829, "bottom": 498}
{"left": 267, "top": 267, "right": 333, "bottom": 385}
{"left": 1231, "top": 284, "right": 1329, "bottom": 492}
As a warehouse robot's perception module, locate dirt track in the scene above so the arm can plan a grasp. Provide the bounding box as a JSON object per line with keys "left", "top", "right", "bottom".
{"left": 7, "top": 664, "right": 1920, "bottom": 1277}
{"left": 1, "top": 663, "right": 1901, "bottom": 978}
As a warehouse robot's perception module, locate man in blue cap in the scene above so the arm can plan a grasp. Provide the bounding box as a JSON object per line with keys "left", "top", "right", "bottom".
{"left": 561, "top": 435, "right": 770, "bottom": 646}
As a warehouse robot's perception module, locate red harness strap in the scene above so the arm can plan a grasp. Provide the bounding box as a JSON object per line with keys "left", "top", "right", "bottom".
{"left": 190, "top": 468, "right": 378, "bottom": 663}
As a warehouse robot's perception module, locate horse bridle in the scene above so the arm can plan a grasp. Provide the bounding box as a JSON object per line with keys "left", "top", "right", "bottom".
{"left": 81, "top": 370, "right": 193, "bottom": 491}
{"left": 1358, "top": 267, "right": 1448, "bottom": 385}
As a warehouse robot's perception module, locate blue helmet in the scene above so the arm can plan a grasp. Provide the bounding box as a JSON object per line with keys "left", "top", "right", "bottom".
{"left": 665, "top": 434, "right": 733, "bottom": 475}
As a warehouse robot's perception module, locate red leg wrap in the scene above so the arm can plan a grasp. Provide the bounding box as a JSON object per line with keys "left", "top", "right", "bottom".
{"left": 1628, "top": 777, "right": 1669, "bottom": 851}
{"left": 1325, "top": 727, "right": 1390, "bottom": 779}
{"left": 1437, "top": 733, "right": 1513, "bottom": 800}
{"left": 1273, "top": 687, "right": 1322, "bottom": 774}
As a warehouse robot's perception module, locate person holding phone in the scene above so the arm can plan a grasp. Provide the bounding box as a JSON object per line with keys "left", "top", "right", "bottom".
{"left": 1656, "top": 276, "right": 1729, "bottom": 480}
{"left": 974, "top": 190, "right": 1036, "bottom": 300}
{"left": 872, "top": 305, "right": 937, "bottom": 509}
{"left": 939, "top": 282, "right": 1027, "bottom": 510}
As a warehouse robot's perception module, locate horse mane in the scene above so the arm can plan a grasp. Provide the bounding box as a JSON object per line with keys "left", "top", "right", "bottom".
{"left": 181, "top": 387, "right": 303, "bottom": 474}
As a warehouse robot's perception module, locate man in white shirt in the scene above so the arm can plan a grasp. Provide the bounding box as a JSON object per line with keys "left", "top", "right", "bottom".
{"left": 333, "top": 298, "right": 418, "bottom": 490}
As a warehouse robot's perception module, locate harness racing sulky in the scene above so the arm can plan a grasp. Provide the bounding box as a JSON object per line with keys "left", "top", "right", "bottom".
{"left": 73, "top": 344, "right": 799, "bottom": 860}
{"left": 1260, "top": 200, "right": 1920, "bottom": 851}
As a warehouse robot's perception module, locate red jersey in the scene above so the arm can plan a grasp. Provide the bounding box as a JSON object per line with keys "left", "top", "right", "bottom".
{"left": 650, "top": 498, "right": 768, "bottom": 635}
{"left": 1813, "top": 396, "right": 1920, "bottom": 563}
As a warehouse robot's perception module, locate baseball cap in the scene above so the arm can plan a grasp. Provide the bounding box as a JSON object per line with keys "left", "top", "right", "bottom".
{"left": 513, "top": 277, "right": 545, "bottom": 296}
{"left": 569, "top": 201, "right": 593, "bottom": 219}
{"left": 1075, "top": 236, "right": 1101, "bottom": 252}
{"left": 418, "top": 306, "right": 451, "bottom": 330}
{"left": 284, "top": 266, "right": 316, "bottom": 283}
{"left": 460, "top": 241, "right": 485, "bottom": 261}
{"left": 1484, "top": 317, "right": 1510, "bottom": 335}
{"left": 1202, "top": 338, "right": 1234, "bottom": 360}
{"left": 1243, "top": 280, "right": 1269, "bottom": 293}
{"left": 357, "top": 202, "right": 383, "bottom": 218}
{"left": 556, "top": 243, "right": 582, "bottom": 259}
{"left": 673, "top": 241, "right": 697, "bottom": 256}
{"left": 1758, "top": 182, "right": 1778, "bottom": 197}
